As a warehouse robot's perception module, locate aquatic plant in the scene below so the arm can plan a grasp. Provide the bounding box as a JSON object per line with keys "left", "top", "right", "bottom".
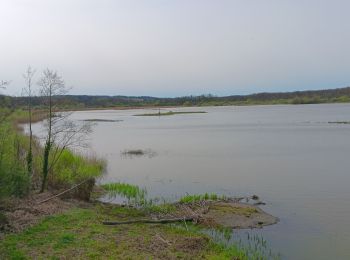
{"left": 172, "top": 223, "right": 281, "bottom": 260}
{"left": 102, "top": 182, "right": 147, "bottom": 206}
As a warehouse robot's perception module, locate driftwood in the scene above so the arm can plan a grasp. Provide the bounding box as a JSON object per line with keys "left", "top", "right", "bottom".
{"left": 37, "top": 178, "right": 92, "bottom": 204}
{"left": 103, "top": 216, "right": 195, "bottom": 225}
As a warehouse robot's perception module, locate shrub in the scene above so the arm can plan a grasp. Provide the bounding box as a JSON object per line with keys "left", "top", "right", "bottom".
{"left": 50, "top": 149, "right": 105, "bottom": 188}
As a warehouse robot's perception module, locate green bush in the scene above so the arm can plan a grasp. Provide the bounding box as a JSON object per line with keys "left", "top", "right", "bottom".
{"left": 51, "top": 149, "right": 105, "bottom": 187}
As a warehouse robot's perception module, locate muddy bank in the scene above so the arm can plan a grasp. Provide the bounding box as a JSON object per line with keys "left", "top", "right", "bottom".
{"left": 0, "top": 192, "right": 88, "bottom": 234}
{"left": 204, "top": 201, "right": 278, "bottom": 228}
{"left": 147, "top": 199, "right": 278, "bottom": 230}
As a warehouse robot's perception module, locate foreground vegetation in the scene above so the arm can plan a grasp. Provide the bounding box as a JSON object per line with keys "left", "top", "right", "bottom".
{"left": 0, "top": 205, "right": 254, "bottom": 260}
{"left": 0, "top": 199, "right": 281, "bottom": 260}
{"left": 0, "top": 120, "right": 30, "bottom": 198}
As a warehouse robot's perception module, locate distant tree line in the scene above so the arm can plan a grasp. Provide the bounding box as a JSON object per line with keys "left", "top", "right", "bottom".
{"left": 1, "top": 86, "right": 350, "bottom": 109}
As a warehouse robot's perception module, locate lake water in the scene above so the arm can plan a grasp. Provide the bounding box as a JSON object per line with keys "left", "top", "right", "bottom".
{"left": 32, "top": 104, "right": 350, "bottom": 259}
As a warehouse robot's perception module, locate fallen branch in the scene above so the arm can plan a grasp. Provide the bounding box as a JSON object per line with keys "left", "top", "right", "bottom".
{"left": 103, "top": 216, "right": 195, "bottom": 225}
{"left": 37, "top": 178, "right": 92, "bottom": 204}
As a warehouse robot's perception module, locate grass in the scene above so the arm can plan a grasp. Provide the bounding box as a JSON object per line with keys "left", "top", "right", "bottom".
{"left": 134, "top": 110, "right": 207, "bottom": 116}
{"left": 52, "top": 149, "right": 106, "bottom": 186}
{"left": 102, "top": 182, "right": 147, "bottom": 206}
{"left": 0, "top": 205, "right": 254, "bottom": 259}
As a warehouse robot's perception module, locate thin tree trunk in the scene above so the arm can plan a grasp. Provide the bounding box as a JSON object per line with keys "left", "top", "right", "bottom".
{"left": 40, "top": 139, "right": 50, "bottom": 193}
{"left": 40, "top": 85, "right": 53, "bottom": 193}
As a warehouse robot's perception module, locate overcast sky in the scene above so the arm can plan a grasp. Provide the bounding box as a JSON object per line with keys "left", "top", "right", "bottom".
{"left": 1, "top": 0, "right": 350, "bottom": 97}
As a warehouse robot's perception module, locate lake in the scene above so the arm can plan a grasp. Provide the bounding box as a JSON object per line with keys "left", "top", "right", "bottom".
{"left": 32, "top": 103, "right": 350, "bottom": 259}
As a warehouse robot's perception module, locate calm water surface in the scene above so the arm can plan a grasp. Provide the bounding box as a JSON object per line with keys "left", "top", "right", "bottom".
{"left": 33, "top": 104, "right": 350, "bottom": 259}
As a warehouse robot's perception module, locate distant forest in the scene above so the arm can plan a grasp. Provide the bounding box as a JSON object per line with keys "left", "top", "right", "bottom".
{"left": 2, "top": 86, "right": 350, "bottom": 109}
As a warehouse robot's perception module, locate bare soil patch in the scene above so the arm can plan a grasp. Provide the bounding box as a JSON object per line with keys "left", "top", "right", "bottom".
{"left": 204, "top": 202, "right": 278, "bottom": 228}
{"left": 0, "top": 192, "right": 85, "bottom": 234}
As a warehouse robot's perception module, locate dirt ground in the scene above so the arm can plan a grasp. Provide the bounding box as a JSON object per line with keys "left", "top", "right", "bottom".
{"left": 0, "top": 192, "right": 83, "bottom": 234}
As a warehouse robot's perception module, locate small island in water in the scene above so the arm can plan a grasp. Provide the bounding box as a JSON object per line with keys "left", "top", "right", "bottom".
{"left": 134, "top": 111, "right": 207, "bottom": 116}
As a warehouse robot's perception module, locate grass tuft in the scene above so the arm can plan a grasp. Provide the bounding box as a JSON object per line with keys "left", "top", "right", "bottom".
{"left": 102, "top": 182, "right": 147, "bottom": 206}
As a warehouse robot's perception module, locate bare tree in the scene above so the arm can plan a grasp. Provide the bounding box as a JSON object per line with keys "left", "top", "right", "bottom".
{"left": 0, "top": 80, "right": 10, "bottom": 90}
{"left": 22, "top": 66, "right": 36, "bottom": 176}
{"left": 38, "top": 69, "right": 92, "bottom": 192}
